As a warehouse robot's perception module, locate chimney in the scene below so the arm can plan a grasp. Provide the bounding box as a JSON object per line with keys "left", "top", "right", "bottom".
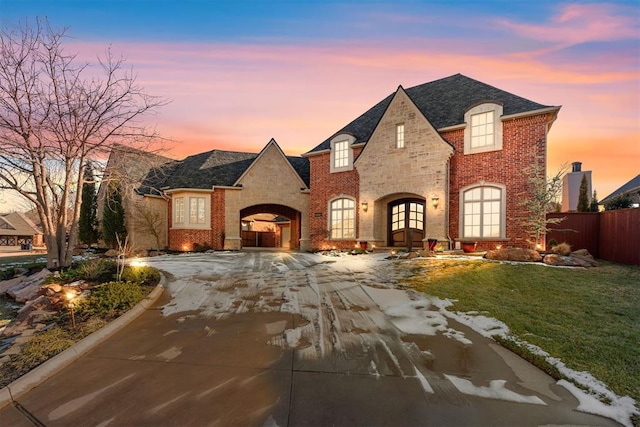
{"left": 572, "top": 162, "right": 582, "bottom": 173}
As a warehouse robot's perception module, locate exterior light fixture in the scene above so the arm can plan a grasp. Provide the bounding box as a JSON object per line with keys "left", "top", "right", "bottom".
{"left": 496, "top": 245, "right": 502, "bottom": 250}
{"left": 431, "top": 196, "right": 439, "bottom": 209}
{"left": 361, "top": 202, "right": 368, "bottom": 212}
{"left": 65, "top": 291, "right": 76, "bottom": 328}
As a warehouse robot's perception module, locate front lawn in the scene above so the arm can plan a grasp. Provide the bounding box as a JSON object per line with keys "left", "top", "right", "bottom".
{"left": 403, "top": 258, "right": 640, "bottom": 405}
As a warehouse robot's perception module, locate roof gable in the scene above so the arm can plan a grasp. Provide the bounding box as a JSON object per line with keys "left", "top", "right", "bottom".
{"left": 0, "top": 212, "right": 42, "bottom": 235}
{"left": 306, "top": 73, "right": 558, "bottom": 154}
{"left": 235, "top": 139, "right": 309, "bottom": 189}
{"left": 355, "top": 85, "right": 453, "bottom": 165}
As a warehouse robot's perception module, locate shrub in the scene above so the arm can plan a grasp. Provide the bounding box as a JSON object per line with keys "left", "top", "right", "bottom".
{"left": 551, "top": 242, "right": 571, "bottom": 255}
{"left": 0, "top": 268, "right": 16, "bottom": 281}
{"left": 78, "top": 281, "right": 145, "bottom": 319}
{"left": 77, "top": 258, "right": 117, "bottom": 282}
{"left": 120, "top": 265, "right": 160, "bottom": 286}
{"left": 547, "top": 239, "right": 558, "bottom": 249}
{"left": 193, "top": 242, "right": 212, "bottom": 252}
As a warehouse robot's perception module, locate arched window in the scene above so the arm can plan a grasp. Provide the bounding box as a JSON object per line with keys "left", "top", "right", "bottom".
{"left": 329, "top": 197, "right": 355, "bottom": 239}
{"left": 330, "top": 134, "right": 355, "bottom": 173}
{"left": 461, "top": 184, "right": 505, "bottom": 239}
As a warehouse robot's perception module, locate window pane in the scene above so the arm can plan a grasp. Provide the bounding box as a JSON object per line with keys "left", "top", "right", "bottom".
{"left": 463, "top": 187, "right": 503, "bottom": 238}
{"left": 330, "top": 198, "right": 355, "bottom": 239}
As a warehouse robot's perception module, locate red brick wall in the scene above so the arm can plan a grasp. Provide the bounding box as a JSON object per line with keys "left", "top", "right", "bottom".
{"left": 308, "top": 148, "right": 362, "bottom": 250}
{"left": 446, "top": 114, "right": 551, "bottom": 250}
{"left": 168, "top": 190, "right": 226, "bottom": 251}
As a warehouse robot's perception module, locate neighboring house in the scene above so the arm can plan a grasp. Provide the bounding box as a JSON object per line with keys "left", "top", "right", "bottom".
{"left": 561, "top": 161, "right": 592, "bottom": 212}
{"left": 600, "top": 174, "right": 640, "bottom": 208}
{"left": 103, "top": 73, "right": 560, "bottom": 252}
{"left": 0, "top": 212, "right": 43, "bottom": 249}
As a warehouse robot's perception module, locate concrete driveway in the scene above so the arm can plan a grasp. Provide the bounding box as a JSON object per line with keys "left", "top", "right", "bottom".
{"left": 0, "top": 251, "right": 621, "bottom": 426}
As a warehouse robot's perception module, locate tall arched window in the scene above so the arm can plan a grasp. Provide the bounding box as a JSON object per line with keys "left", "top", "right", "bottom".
{"left": 461, "top": 184, "right": 505, "bottom": 239}
{"left": 329, "top": 198, "right": 355, "bottom": 239}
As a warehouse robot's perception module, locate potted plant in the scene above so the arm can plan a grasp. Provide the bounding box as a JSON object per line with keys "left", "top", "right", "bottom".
{"left": 461, "top": 241, "right": 477, "bottom": 253}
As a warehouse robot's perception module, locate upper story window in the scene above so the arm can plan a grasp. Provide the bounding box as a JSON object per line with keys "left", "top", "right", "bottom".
{"left": 460, "top": 184, "right": 505, "bottom": 239}
{"left": 329, "top": 197, "right": 355, "bottom": 239}
{"left": 470, "top": 112, "right": 494, "bottom": 149}
{"left": 396, "top": 123, "right": 405, "bottom": 148}
{"left": 175, "top": 198, "right": 185, "bottom": 224}
{"left": 464, "top": 103, "right": 503, "bottom": 154}
{"left": 330, "top": 134, "right": 355, "bottom": 173}
{"left": 334, "top": 140, "right": 349, "bottom": 168}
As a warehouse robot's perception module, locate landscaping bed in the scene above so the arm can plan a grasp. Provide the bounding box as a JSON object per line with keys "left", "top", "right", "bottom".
{"left": 0, "top": 258, "right": 160, "bottom": 388}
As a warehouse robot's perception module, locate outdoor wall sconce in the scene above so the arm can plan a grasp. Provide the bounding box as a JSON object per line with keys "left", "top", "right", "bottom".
{"left": 361, "top": 202, "right": 368, "bottom": 212}
{"left": 431, "top": 196, "right": 439, "bottom": 209}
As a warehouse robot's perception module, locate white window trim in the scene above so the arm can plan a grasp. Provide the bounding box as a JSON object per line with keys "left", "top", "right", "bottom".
{"left": 459, "top": 182, "right": 506, "bottom": 239}
{"left": 171, "top": 192, "right": 211, "bottom": 230}
{"left": 328, "top": 196, "right": 356, "bottom": 240}
{"left": 396, "top": 123, "right": 405, "bottom": 148}
{"left": 330, "top": 134, "right": 355, "bottom": 173}
{"left": 463, "top": 103, "right": 503, "bottom": 155}
{"left": 174, "top": 197, "right": 185, "bottom": 224}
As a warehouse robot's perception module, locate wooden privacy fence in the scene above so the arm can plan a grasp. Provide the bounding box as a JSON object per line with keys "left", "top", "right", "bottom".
{"left": 547, "top": 208, "right": 640, "bottom": 265}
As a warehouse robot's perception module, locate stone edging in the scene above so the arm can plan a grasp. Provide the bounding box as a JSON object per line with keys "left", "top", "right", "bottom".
{"left": 0, "top": 274, "right": 166, "bottom": 410}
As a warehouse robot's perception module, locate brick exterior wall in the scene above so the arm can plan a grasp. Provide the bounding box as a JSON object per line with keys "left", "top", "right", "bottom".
{"left": 168, "top": 189, "right": 226, "bottom": 251}
{"left": 308, "top": 147, "right": 362, "bottom": 250}
{"left": 446, "top": 114, "right": 551, "bottom": 250}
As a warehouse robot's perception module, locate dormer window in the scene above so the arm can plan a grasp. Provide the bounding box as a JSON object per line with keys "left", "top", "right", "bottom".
{"left": 464, "top": 103, "right": 503, "bottom": 154}
{"left": 396, "top": 123, "right": 405, "bottom": 148}
{"left": 330, "top": 134, "right": 355, "bottom": 173}
{"left": 334, "top": 140, "right": 349, "bottom": 168}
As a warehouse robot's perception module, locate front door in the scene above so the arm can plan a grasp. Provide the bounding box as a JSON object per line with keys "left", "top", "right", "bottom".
{"left": 389, "top": 199, "right": 425, "bottom": 248}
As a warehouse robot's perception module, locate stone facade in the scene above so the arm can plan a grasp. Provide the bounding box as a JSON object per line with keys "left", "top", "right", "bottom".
{"left": 223, "top": 141, "right": 310, "bottom": 250}
{"left": 356, "top": 88, "right": 454, "bottom": 249}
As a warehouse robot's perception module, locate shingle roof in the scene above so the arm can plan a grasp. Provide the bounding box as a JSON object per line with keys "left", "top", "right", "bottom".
{"left": 0, "top": 212, "right": 42, "bottom": 236}
{"left": 601, "top": 174, "right": 640, "bottom": 203}
{"left": 306, "top": 73, "right": 556, "bottom": 153}
{"left": 139, "top": 148, "right": 310, "bottom": 194}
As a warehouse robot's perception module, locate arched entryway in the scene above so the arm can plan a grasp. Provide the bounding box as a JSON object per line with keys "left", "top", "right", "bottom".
{"left": 240, "top": 204, "right": 302, "bottom": 249}
{"left": 388, "top": 198, "right": 425, "bottom": 249}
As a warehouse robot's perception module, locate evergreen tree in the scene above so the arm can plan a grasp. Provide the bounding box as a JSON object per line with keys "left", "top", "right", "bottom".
{"left": 577, "top": 174, "right": 590, "bottom": 212}
{"left": 102, "top": 182, "right": 127, "bottom": 248}
{"left": 78, "top": 163, "right": 99, "bottom": 245}
{"left": 604, "top": 194, "right": 633, "bottom": 211}
{"left": 589, "top": 190, "right": 599, "bottom": 212}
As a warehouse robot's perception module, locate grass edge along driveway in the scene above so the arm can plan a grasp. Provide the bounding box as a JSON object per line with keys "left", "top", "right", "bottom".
{"left": 402, "top": 258, "right": 639, "bottom": 425}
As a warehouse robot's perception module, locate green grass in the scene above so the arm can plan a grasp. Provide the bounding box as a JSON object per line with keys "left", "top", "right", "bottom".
{"left": 403, "top": 258, "right": 640, "bottom": 404}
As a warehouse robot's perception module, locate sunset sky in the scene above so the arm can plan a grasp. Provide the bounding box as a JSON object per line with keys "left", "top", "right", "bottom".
{"left": 1, "top": 0, "right": 638, "bottom": 210}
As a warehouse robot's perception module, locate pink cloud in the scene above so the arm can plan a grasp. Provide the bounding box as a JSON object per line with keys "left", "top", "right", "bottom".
{"left": 496, "top": 3, "right": 638, "bottom": 45}
{"left": 64, "top": 37, "right": 638, "bottom": 200}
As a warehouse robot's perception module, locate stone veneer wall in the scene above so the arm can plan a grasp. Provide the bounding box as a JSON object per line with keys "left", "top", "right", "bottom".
{"left": 356, "top": 89, "right": 454, "bottom": 249}
{"left": 224, "top": 143, "right": 309, "bottom": 250}
{"left": 446, "top": 113, "right": 552, "bottom": 250}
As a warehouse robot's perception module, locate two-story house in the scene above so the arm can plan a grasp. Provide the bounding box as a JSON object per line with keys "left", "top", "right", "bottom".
{"left": 102, "top": 73, "right": 560, "bottom": 252}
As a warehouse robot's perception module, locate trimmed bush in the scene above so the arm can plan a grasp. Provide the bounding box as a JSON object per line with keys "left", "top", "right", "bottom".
{"left": 78, "top": 281, "right": 145, "bottom": 319}
{"left": 120, "top": 265, "right": 160, "bottom": 286}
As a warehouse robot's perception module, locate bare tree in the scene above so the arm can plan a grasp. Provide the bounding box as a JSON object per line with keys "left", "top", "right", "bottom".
{"left": 0, "top": 19, "right": 167, "bottom": 268}
{"left": 133, "top": 200, "right": 166, "bottom": 251}
{"left": 519, "top": 160, "right": 568, "bottom": 248}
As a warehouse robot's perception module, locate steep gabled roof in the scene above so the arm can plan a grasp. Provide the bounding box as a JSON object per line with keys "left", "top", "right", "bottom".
{"left": 306, "top": 73, "right": 557, "bottom": 154}
{"left": 601, "top": 174, "right": 640, "bottom": 204}
{"left": 138, "top": 144, "right": 310, "bottom": 194}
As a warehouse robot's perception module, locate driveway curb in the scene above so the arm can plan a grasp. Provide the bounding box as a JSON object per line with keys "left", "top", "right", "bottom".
{"left": 0, "top": 275, "right": 166, "bottom": 410}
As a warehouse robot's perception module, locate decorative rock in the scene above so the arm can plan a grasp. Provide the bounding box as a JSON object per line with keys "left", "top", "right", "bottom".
{"left": 104, "top": 249, "right": 119, "bottom": 257}
{"left": 0, "top": 276, "right": 25, "bottom": 296}
{"left": 543, "top": 253, "right": 599, "bottom": 268}
{"left": 484, "top": 248, "right": 542, "bottom": 262}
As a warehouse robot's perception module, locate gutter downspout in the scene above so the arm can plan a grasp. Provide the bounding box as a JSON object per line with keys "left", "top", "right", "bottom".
{"left": 446, "top": 157, "right": 454, "bottom": 250}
